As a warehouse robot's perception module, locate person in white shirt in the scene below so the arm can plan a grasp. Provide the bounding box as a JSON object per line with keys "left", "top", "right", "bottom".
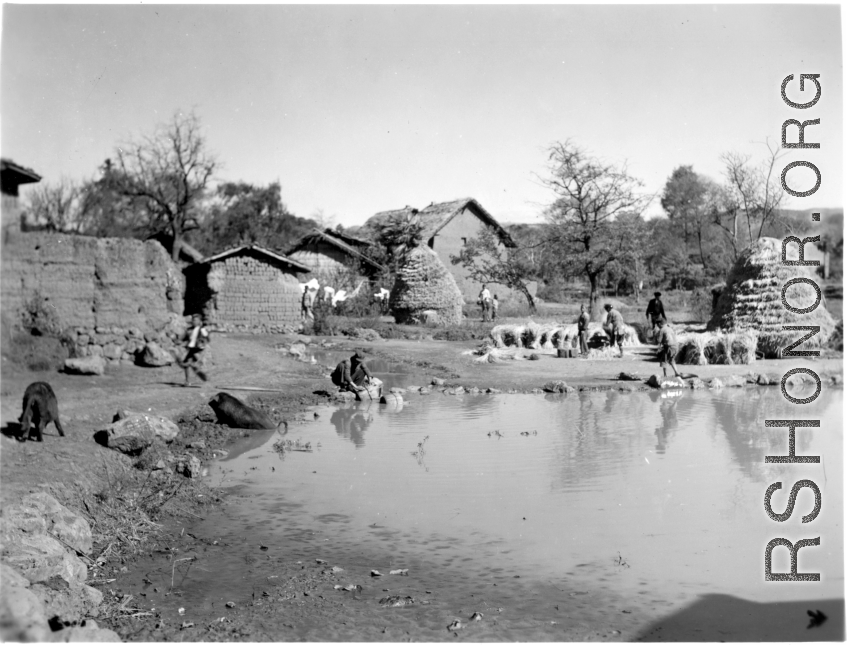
{"left": 181, "top": 314, "right": 209, "bottom": 386}
{"left": 479, "top": 285, "right": 492, "bottom": 322}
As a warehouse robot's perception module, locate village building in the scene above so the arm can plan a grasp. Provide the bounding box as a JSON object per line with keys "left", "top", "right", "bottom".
{"left": 183, "top": 244, "right": 310, "bottom": 333}
{"left": 361, "top": 197, "right": 526, "bottom": 302}
{"left": 1, "top": 158, "right": 41, "bottom": 240}
{"left": 286, "top": 227, "right": 384, "bottom": 281}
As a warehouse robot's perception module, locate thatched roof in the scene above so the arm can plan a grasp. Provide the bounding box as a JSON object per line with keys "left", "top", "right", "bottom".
{"left": 286, "top": 228, "right": 384, "bottom": 271}
{"left": 188, "top": 244, "right": 311, "bottom": 273}
{"left": 362, "top": 198, "right": 516, "bottom": 248}
{"left": 389, "top": 246, "right": 464, "bottom": 325}
{"left": 707, "top": 237, "right": 835, "bottom": 348}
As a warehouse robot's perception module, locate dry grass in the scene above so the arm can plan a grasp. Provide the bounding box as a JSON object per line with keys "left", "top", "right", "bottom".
{"left": 677, "top": 330, "right": 759, "bottom": 365}
{"left": 489, "top": 321, "right": 641, "bottom": 349}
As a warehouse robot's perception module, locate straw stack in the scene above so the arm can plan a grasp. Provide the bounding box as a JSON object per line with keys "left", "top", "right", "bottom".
{"left": 389, "top": 246, "right": 464, "bottom": 325}
{"left": 707, "top": 237, "right": 836, "bottom": 357}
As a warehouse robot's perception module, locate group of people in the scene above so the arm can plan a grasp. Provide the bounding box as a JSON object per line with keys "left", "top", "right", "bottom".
{"left": 572, "top": 291, "right": 680, "bottom": 377}
{"left": 478, "top": 284, "right": 499, "bottom": 322}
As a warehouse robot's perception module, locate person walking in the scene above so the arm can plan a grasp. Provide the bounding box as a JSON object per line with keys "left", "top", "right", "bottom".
{"left": 655, "top": 318, "right": 682, "bottom": 378}
{"left": 603, "top": 303, "right": 626, "bottom": 358}
{"left": 576, "top": 304, "right": 590, "bottom": 356}
{"left": 646, "top": 291, "right": 666, "bottom": 340}
{"left": 180, "top": 314, "right": 210, "bottom": 386}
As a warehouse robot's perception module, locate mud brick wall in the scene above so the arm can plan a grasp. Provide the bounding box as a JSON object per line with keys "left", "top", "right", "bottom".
{"left": 1, "top": 231, "right": 187, "bottom": 362}
{"left": 200, "top": 254, "right": 304, "bottom": 333}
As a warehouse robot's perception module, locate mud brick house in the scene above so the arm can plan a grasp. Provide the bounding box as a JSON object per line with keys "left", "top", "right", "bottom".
{"left": 286, "top": 227, "right": 384, "bottom": 279}
{"left": 184, "top": 245, "right": 311, "bottom": 332}
{"left": 361, "top": 197, "right": 524, "bottom": 302}
{"left": 1, "top": 158, "right": 41, "bottom": 239}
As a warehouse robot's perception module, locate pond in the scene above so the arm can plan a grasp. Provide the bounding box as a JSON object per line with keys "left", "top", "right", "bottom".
{"left": 179, "top": 386, "right": 845, "bottom": 640}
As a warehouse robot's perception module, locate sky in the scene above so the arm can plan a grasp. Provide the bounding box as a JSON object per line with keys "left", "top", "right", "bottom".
{"left": 1, "top": 4, "right": 843, "bottom": 227}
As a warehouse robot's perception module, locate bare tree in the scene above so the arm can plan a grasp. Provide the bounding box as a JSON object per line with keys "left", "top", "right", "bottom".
{"left": 541, "top": 140, "right": 653, "bottom": 315}
{"left": 23, "top": 177, "right": 85, "bottom": 232}
{"left": 717, "top": 139, "right": 785, "bottom": 255}
{"left": 112, "top": 110, "right": 218, "bottom": 260}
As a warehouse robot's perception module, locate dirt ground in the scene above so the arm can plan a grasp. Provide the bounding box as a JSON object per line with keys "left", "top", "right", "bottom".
{"left": 1, "top": 331, "right": 842, "bottom": 641}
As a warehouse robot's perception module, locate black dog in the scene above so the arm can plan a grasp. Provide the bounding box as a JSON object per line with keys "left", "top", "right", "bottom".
{"left": 19, "top": 382, "right": 65, "bottom": 442}
{"left": 208, "top": 392, "right": 283, "bottom": 430}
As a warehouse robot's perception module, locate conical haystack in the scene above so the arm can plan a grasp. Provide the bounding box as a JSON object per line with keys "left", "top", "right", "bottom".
{"left": 389, "top": 246, "right": 464, "bottom": 325}
{"left": 707, "top": 237, "right": 835, "bottom": 356}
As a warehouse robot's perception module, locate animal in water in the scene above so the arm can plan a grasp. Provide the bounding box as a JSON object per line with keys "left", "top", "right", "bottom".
{"left": 208, "top": 392, "right": 286, "bottom": 430}
{"left": 19, "top": 382, "right": 65, "bottom": 442}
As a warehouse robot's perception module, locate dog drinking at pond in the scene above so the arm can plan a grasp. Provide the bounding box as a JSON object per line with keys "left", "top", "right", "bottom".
{"left": 19, "top": 382, "right": 65, "bottom": 442}
{"left": 208, "top": 392, "right": 284, "bottom": 430}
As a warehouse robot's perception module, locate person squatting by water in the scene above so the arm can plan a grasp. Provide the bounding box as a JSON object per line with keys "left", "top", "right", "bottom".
{"left": 603, "top": 303, "right": 625, "bottom": 358}
{"left": 180, "top": 314, "right": 209, "bottom": 386}
{"left": 646, "top": 291, "right": 666, "bottom": 341}
{"left": 577, "top": 304, "right": 590, "bottom": 356}
{"left": 655, "top": 318, "right": 681, "bottom": 378}
{"left": 479, "top": 284, "right": 492, "bottom": 322}
{"left": 331, "top": 351, "right": 375, "bottom": 392}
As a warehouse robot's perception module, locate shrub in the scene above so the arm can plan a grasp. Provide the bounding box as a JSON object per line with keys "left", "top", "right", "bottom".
{"left": 21, "top": 292, "right": 62, "bottom": 336}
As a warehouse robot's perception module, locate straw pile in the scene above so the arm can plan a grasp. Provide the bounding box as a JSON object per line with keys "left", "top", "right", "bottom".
{"left": 707, "top": 237, "right": 836, "bottom": 357}
{"left": 677, "top": 330, "right": 759, "bottom": 365}
{"left": 489, "top": 321, "right": 640, "bottom": 349}
{"left": 389, "top": 246, "right": 464, "bottom": 325}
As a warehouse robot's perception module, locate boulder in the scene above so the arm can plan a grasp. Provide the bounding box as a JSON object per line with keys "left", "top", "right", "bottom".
{"left": 138, "top": 342, "right": 175, "bottom": 367}
{"left": 288, "top": 343, "right": 307, "bottom": 358}
{"left": 542, "top": 380, "right": 570, "bottom": 393}
{"left": 8, "top": 493, "right": 93, "bottom": 555}
{"left": 723, "top": 374, "right": 747, "bottom": 388}
{"left": 486, "top": 388, "right": 502, "bottom": 394}
{"left": 176, "top": 455, "right": 202, "bottom": 478}
{"left": 756, "top": 374, "right": 778, "bottom": 386}
{"left": 101, "top": 344, "right": 123, "bottom": 361}
{"left": 646, "top": 375, "right": 686, "bottom": 389}
{"left": 47, "top": 623, "right": 121, "bottom": 642}
{"left": 0, "top": 533, "right": 86, "bottom": 586}
{"left": 708, "top": 378, "right": 724, "bottom": 389}
{"left": 618, "top": 372, "right": 641, "bottom": 381}
{"left": 0, "top": 575, "right": 49, "bottom": 642}
{"left": 95, "top": 413, "right": 179, "bottom": 455}
{"left": 29, "top": 580, "right": 102, "bottom": 624}
{"left": 63, "top": 356, "right": 105, "bottom": 376}
{"left": 688, "top": 378, "right": 707, "bottom": 390}
{"left": 431, "top": 377, "right": 445, "bottom": 386}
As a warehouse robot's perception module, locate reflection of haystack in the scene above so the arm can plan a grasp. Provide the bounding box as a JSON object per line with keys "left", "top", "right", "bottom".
{"left": 390, "top": 246, "right": 464, "bottom": 325}
{"left": 677, "top": 330, "right": 759, "bottom": 365}
{"left": 708, "top": 237, "right": 835, "bottom": 357}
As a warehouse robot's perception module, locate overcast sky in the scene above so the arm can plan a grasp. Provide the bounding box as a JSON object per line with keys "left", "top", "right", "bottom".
{"left": 1, "top": 4, "right": 842, "bottom": 227}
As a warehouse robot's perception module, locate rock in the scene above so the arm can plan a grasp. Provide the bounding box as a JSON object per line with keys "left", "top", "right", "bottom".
{"left": 829, "top": 374, "right": 843, "bottom": 387}
{"left": 646, "top": 375, "right": 686, "bottom": 389}
{"left": 288, "top": 343, "right": 307, "bottom": 357}
{"left": 618, "top": 372, "right": 641, "bottom": 381}
{"left": 528, "top": 353, "right": 540, "bottom": 361}
{"left": 96, "top": 413, "right": 180, "bottom": 455}
{"left": 486, "top": 388, "right": 502, "bottom": 394}
{"left": 332, "top": 391, "right": 357, "bottom": 402}
{"left": 542, "top": 380, "right": 570, "bottom": 393}
{"left": 756, "top": 374, "right": 777, "bottom": 386}
{"left": 176, "top": 455, "right": 202, "bottom": 478}
{"left": 431, "top": 377, "right": 445, "bottom": 386}
{"left": 708, "top": 378, "right": 724, "bottom": 389}
{"left": 351, "top": 328, "right": 382, "bottom": 342}
{"left": 153, "top": 460, "right": 166, "bottom": 471}
{"left": 100, "top": 344, "right": 122, "bottom": 362}
{"left": 467, "top": 387, "right": 480, "bottom": 394}
{"left": 1, "top": 563, "right": 31, "bottom": 589}
{"left": 63, "top": 356, "right": 105, "bottom": 376}
{"left": 451, "top": 386, "right": 465, "bottom": 395}
{"left": 139, "top": 342, "right": 175, "bottom": 367}
{"left": 189, "top": 441, "right": 206, "bottom": 450}
{"left": 127, "top": 326, "right": 143, "bottom": 339}
{"left": 418, "top": 389, "right": 432, "bottom": 396}
{"left": 0, "top": 579, "right": 49, "bottom": 642}
{"left": 723, "top": 374, "right": 746, "bottom": 388}
{"left": 0, "top": 532, "right": 86, "bottom": 586}
{"left": 76, "top": 334, "right": 90, "bottom": 346}
{"left": 29, "top": 580, "right": 100, "bottom": 624}
{"left": 688, "top": 378, "right": 707, "bottom": 389}
{"left": 11, "top": 493, "right": 93, "bottom": 555}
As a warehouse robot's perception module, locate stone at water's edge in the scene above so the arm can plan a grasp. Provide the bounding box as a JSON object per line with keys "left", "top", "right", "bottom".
{"left": 688, "top": 378, "right": 707, "bottom": 389}
{"left": 618, "top": 372, "right": 641, "bottom": 381}
{"left": 723, "top": 374, "right": 746, "bottom": 388}
{"left": 139, "top": 341, "right": 175, "bottom": 367}
{"left": 8, "top": 493, "right": 93, "bottom": 555}
{"left": 63, "top": 356, "right": 106, "bottom": 376}
{"left": 431, "top": 377, "right": 445, "bottom": 386}
{"left": 542, "top": 380, "right": 574, "bottom": 394}
{"left": 709, "top": 378, "right": 725, "bottom": 389}
{"left": 646, "top": 374, "right": 686, "bottom": 389}
{"left": 176, "top": 455, "right": 202, "bottom": 478}
{"left": 96, "top": 412, "right": 180, "bottom": 455}
{"left": 0, "top": 566, "right": 48, "bottom": 642}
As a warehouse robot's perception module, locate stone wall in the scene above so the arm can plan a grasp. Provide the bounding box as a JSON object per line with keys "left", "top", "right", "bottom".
{"left": 1, "top": 231, "right": 187, "bottom": 363}
{"left": 187, "top": 252, "right": 304, "bottom": 333}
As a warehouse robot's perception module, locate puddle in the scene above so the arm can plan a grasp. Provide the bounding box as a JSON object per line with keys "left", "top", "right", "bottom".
{"left": 151, "top": 388, "right": 845, "bottom": 639}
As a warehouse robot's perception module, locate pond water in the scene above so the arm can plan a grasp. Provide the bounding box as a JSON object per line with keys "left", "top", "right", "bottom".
{"left": 162, "top": 385, "right": 843, "bottom": 639}
{"left": 212, "top": 387, "right": 842, "bottom": 601}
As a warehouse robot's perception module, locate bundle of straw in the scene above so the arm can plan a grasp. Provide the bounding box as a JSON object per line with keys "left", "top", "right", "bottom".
{"left": 677, "top": 334, "right": 708, "bottom": 365}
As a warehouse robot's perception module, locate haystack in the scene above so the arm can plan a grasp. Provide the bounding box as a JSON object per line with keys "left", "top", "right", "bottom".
{"left": 708, "top": 237, "right": 835, "bottom": 357}
{"left": 677, "top": 330, "right": 758, "bottom": 365}
{"left": 389, "top": 246, "right": 464, "bottom": 325}
{"left": 489, "top": 321, "right": 640, "bottom": 350}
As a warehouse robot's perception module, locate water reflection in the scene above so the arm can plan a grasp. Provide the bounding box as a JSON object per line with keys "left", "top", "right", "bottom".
{"left": 330, "top": 403, "right": 375, "bottom": 447}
